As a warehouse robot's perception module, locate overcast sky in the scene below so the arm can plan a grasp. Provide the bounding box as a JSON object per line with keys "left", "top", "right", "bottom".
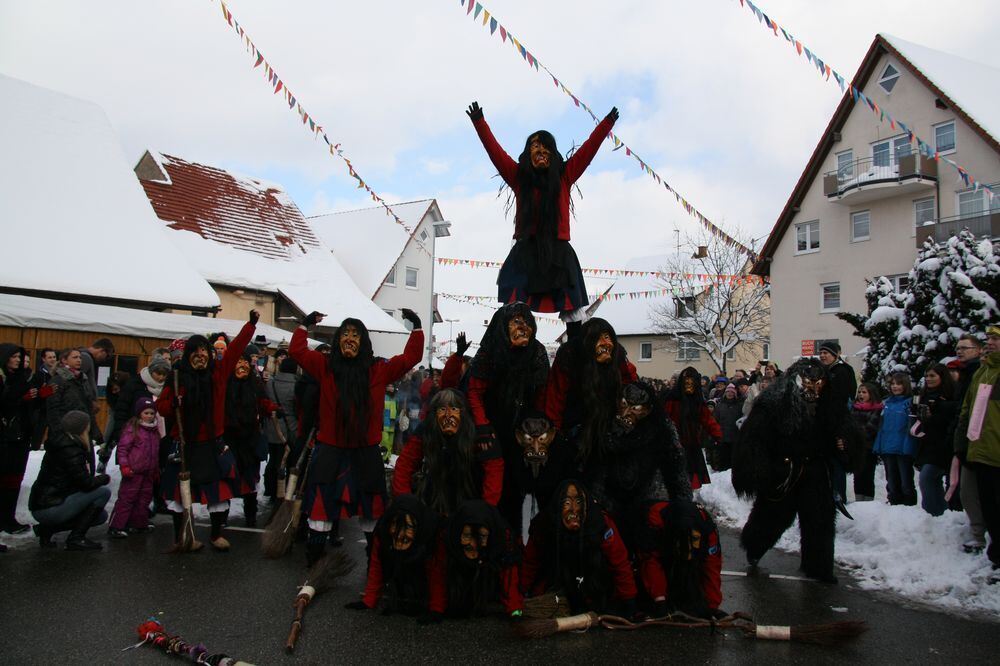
{"left": 2, "top": 0, "right": 998, "bottom": 346}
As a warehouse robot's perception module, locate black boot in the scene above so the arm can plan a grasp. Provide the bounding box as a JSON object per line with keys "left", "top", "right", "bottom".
{"left": 209, "top": 511, "right": 230, "bottom": 551}
{"left": 65, "top": 506, "right": 103, "bottom": 551}
{"left": 306, "top": 529, "right": 327, "bottom": 567}
{"left": 243, "top": 494, "right": 258, "bottom": 529}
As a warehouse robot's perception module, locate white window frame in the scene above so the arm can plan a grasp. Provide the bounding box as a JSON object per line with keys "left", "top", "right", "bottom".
{"left": 404, "top": 266, "right": 418, "bottom": 289}
{"left": 676, "top": 339, "right": 701, "bottom": 361}
{"left": 419, "top": 229, "right": 429, "bottom": 241}
{"left": 887, "top": 274, "right": 909, "bottom": 294}
{"left": 725, "top": 346, "right": 736, "bottom": 361}
{"left": 871, "top": 139, "right": 891, "bottom": 168}
{"left": 851, "top": 210, "right": 871, "bottom": 242}
{"left": 821, "top": 282, "right": 841, "bottom": 313}
{"left": 957, "top": 187, "right": 1000, "bottom": 218}
{"left": 934, "top": 120, "right": 956, "bottom": 155}
{"left": 913, "top": 197, "right": 935, "bottom": 235}
{"left": 382, "top": 309, "right": 394, "bottom": 318}
{"left": 836, "top": 150, "right": 854, "bottom": 179}
{"left": 639, "top": 341, "right": 653, "bottom": 362}
{"left": 795, "top": 220, "right": 820, "bottom": 255}
{"left": 383, "top": 264, "right": 396, "bottom": 287}
{"left": 878, "top": 63, "right": 900, "bottom": 94}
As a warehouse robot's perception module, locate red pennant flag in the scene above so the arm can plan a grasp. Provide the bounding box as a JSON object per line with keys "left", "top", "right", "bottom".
{"left": 254, "top": 53, "right": 263, "bottom": 68}
{"left": 274, "top": 80, "right": 283, "bottom": 94}
{"left": 795, "top": 40, "right": 802, "bottom": 55}
{"left": 500, "top": 26, "right": 507, "bottom": 42}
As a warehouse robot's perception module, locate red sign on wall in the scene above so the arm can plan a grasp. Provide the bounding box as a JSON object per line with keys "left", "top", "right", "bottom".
{"left": 801, "top": 340, "right": 815, "bottom": 356}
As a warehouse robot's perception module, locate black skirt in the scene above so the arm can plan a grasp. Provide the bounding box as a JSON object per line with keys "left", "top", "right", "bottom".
{"left": 497, "top": 239, "right": 588, "bottom": 313}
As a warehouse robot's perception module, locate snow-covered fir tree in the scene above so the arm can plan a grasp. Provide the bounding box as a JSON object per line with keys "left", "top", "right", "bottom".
{"left": 838, "top": 277, "right": 906, "bottom": 384}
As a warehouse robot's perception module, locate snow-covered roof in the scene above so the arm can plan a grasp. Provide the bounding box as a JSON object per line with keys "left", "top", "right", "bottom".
{"left": 163, "top": 229, "right": 407, "bottom": 335}
{"left": 0, "top": 293, "right": 320, "bottom": 348}
{"left": 882, "top": 34, "right": 1000, "bottom": 145}
{"left": 590, "top": 254, "right": 683, "bottom": 336}
{"left": 309, "top": 200, "right": 435, "bottom": 297}
{"left": 0, "top": 74, "right": 219, "bottom": 310}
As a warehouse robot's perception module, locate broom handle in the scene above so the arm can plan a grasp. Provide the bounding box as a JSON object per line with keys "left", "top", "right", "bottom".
{"left": 285, "top": 596, "right": 309, "bottom": 652}
{"left": 173, "top": 372, "right": 188, "bottom": 474}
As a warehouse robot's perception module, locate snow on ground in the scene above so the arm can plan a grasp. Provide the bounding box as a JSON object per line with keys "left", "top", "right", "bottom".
{"left": 699, "top": 467, "right": 1000, "bottom": 619}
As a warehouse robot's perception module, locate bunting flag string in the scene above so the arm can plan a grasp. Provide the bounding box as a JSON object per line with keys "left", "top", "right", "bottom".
{"left": 733, "top": 0, "right": 996, "bottom": 202}
{"left": 436, "top": 257, "right": 769, "bottom": 285}
{"left": 437, "top": 293, "right": 565, "bottom": 325}
{"left": 209, "top": 0, "right": 434, "bottom": 254}
{"left": 453, "top": 1, "right": 757, "bottom": 257}
{"left": 441, "top": 288, "right": 691, "bottom": 304}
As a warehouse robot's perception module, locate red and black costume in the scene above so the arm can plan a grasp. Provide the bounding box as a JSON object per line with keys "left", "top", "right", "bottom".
{"left": 466, "top": 303, "right": 549, "bottom": 536}
{"left": 392, "top": 388, "right": 503, "bottom": 515}
{"left": 637, "top": 500, "right": 722, "bottom": 618}
{"left": 469, "top": 104, "right": 616, "bottom": 316}
{"left": 663, "top": 366, "right": 722, "bottom": 489}
{"left": 521, "top": 479, "right": 637, "bottom": 616}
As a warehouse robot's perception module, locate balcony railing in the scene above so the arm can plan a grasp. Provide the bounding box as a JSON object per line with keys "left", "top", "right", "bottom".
{"left": 915, "top": 210, "right": 1000, "bottom": 247}
{"left": 823, "top": 153, "right": 936, "bottom": 198}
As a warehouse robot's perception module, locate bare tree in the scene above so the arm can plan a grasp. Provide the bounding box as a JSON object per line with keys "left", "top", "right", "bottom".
{"left": 649, "top": 230, "right": 770, "bottom": 374}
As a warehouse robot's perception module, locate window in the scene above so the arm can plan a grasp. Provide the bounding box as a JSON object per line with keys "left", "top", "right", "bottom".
{"left": 675, "top": 296, "right": 696, "bottom": 318}
{"left": 639, "top": 342, "right": 653, "bottom": 361}
{"left": 958, "top": 188, "right": 1000, "bottom": 218}
{"left": 725, "top": 346, "right": 736, "bottom": 361}
{"left": 419, "top": 230, "right": 429, "bottom": 241}
{"left": 851, "top": 210, "right": 871, "bottom": 242}
{"left": 878, "top": 63, "right": 900, "bottom": 93}
{"left": 795, "top": 220, "right": 820, "bottom": 254}
{"left": 762, "top": 341, "right": 770, "bottom": 362}
{"left": 405, "top": 267, "right": 418, "bottom": 289}
{"left": 821, "top": 282, "right": 841, "bottom": 312}
{"left": 384, "top": 264, "right": 396, "bottom": 286}
{"left": 893, "top": 135, "right": 912, "bottom": 158}
{"left": 887, "top": 274, "right": 910, "bottom": 293}
{"left": 382, "top": 309, "right": 394, "bottom": 318}
{"left": 914, "top": 198, "right": 935, "bottom": 230}
{"left": 872, "top": 140, "right": 891, "bottom": 168}
{"left": 935, "top": 121, "right": 956, "bottom": 154}
{"left": 836, "top": 150, "right": 854, "bottom": 179}
{"left": 676, "top": 339, "right": 700, "bottom": 361}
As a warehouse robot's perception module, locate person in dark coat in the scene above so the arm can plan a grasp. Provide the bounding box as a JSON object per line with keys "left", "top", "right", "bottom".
{"left": 47, "top": 348, "right": 102, "bottom": 444}
{"left": 28, "top": 411, "right": 111, "bottom": 550}
{"left": 711, "top": 383, "right": 744, "bottom": 472}
{"left": 77, "top": 338, "right": 115, "bottom": 415}
{"left": 28, "top": 347, "right": 59, "bottom": 450}
{"left": 110, "top": 358, "right": 170, "bottom": 444}
{"left": 913, "top": 364, "right": 958, "bottom": 516}
{"left": 263, "top": 357, "right": 299, "bottom": 502}
{"left": 663, "top": 366, "right": 722, "bottom": 489}
{"left": 850, "top": 382, "right": 883, "bottom": 501}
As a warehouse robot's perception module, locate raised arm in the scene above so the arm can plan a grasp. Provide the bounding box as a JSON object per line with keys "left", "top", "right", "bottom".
{"left": 564, "top": 109, "right": 617, "bottom": 184}
{"left": 289, "top": 312, "right": 329, "bottom": 381}
{"left": 468, "top": 102, "right": 519, "bottom": 186}
{"left": 218, "top": 311, "right": 259, "bottom": 379}
{"left": 377, "top": 310, "right": 425, "bottom": 384}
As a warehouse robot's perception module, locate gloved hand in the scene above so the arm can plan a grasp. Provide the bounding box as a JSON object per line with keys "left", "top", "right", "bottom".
{"left": 455, "top": 332, "right": 470, "bottom": 356}
{"left": 416, "top": 611, "right": 443, "bottom": 625}
{"left": 475, "top": 424, "right": 495, "bottom": 450}
{"left": 606, "top": 106, "right": 619, "bottom": 122}
{"left": 249, "top": 309, "right": 260, "bottom": 326}
{"left": 120, "top": 465, "right": 134, "bottom": 478}
{"left": 671, "top": 499, "right": 700, "bottom": 532}
{"left": 466, "top": 101, "right": 483, "bottom": 121}
{"left": 95, "top": 473, "right": 111, "bottom": 487}
{"left": 400, "top": 308, "right": 421, "bottom": 330}
{"left": 303, "top": 311, "right": 326, "bottom": 328}
{"left": 344, "top": 600, "right": 370, "bottom": 611}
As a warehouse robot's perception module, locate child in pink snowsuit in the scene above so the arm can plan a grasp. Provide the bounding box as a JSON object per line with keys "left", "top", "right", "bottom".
{"left": 109, "top": 397, "right": 160, "bottom": 537}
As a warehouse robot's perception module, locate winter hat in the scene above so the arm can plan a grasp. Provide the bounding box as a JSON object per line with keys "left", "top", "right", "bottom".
{"left": 245, "top": 343, "right": 261, "bottom": 357}
{"left": 148, "top": 358, "right": 171, "bottom": 375}
{"left": 715, "top": 376, "right": 729, "bottom": 385}
{"left": 168, "top": 338, "right": 186, "bottom": 360}
{"left": 946, "top": 359, "right": 963, "bottom": 370}
{"left": 60, "top": 410, "right": 90, "bottom": 436}
{"left": 133, "top": 396, "right": 155, "bottom": 417}
{"left": 724, "top": 383, "right": 737, "bottom": 397}
{"left": 279, "top": 357, "right": 299, "bottom": 374}
{"left": 819, "top": 341, "right": 841, "bottom": 357}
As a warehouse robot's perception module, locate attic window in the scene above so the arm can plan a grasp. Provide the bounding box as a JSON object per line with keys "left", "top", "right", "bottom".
{"left": 878, "top": 63, "right": 900, "bottom": 93}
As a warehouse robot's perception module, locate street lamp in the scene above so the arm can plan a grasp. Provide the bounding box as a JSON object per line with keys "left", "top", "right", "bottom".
{"left": 427, "top": 218, "right": 452, "bottom": 367}
{"left": 445, "top": 318, "right": 459, "bottom": 354}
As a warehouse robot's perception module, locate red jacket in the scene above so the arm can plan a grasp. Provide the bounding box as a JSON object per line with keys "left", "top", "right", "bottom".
{"left": 362, "top": 533, "right": 447, "bottom": 613}
{"left": 472, "top": 114, "right": 616, "bottom": 241}
{"left": 637, "top": 501, "right": 722, "bottom": 610}
{"left": 392, "top": 434, "right": 504, "bottom": 506}
{"left": 157, "top": 321, "right": 255, "bottom": 441}
{"left": 544, "top": 357, "right": 638, "bottom": 431}
{"left": 289, "top": 326, "right": 423, "bottom": 447}
{"left": 521, "top": 511, "right": 637, "bottom": 602}
{"left": 440, "top": 353, "right": 463, "bottom": 390}
{"left": 662, "top": 400, "right": 722, "bottom": 444}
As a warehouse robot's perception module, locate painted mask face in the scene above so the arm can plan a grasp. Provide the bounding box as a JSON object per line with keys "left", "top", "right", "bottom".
{"left": 800, "top": 376, "right": 824, "bottom": 402}
{"left": 617, "top": 384, "right": 652, "bottom": 432}
{"left": 683, "top": 376, "right": 696, "bottom": 395}
{"left": 190, "top": 346, "right": 209, "bottom": 370}
{"left": 234, "top": 358, "right": 251, "bottom": 379}
{"left": 389, "top": 513, "right": 416, "bottom": 552}
{"left": 460, "top": 524, "right": 490, "bottom": 560}
{"left": 339, "top": 325, "right": 361, "bottom": 359}
{"left": 594, "top": 332, "right": 614, "bottom": 364}
{"left": 529, "top": 135, "right": 551, "bottom": 169}
{"left": 508, "top": 315, "right": 533, "bottom": 348}
{"left": 436, "top": 404, "right": 461, "bottom": 436}
{"left": 561, "top": 484, "right": 584, "bottom": 532}
{"left": 515, "top": 417, "right": 555, "bottom": 477}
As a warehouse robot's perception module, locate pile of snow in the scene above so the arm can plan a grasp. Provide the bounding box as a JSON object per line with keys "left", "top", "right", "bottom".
{"left": 700, "top": 468, "right": 1000, "bottom": 618}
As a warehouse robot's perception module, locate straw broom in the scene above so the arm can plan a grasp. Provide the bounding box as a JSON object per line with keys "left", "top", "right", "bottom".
{"left": 286, "top": 551, "right": 357, "bottom": 653}
{"left": 261, "top": 430, "right": 314, "bottom": 559}
{"left": 170, "top": 372, "right": 201, "bottom": 554}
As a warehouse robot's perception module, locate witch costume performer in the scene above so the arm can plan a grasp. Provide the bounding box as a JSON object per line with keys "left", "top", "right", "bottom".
{"left": 467, "top": 101, "right": 618, "bottom": 333}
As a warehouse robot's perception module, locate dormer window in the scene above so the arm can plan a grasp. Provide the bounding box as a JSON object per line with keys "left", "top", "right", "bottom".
{"left": 878, "top": 63, "right": 900, "bottom": 93}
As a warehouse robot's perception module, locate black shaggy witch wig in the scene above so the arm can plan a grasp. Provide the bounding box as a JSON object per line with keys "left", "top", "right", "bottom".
{"left": 418, "top": 389, "right": 479, "bottom": 516}
{"left": 329, "top": 317, "right": 375, "bottom": 445}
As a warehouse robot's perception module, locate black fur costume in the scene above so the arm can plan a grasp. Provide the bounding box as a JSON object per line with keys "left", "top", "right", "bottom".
{"left": 732, "top": 359, "right": 860, "bottom": 582}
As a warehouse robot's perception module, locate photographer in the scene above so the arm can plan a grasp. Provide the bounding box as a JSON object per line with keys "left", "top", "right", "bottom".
{"left": 912, "top": 364, "right": 958, "bottom": 516}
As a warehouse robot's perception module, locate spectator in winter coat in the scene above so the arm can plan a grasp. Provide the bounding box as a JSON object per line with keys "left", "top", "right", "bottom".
{"left": 263, "top": 357, "right": 299, "bottom": 501}
{"left": 47, "top": 348, "right": 102, "bottom": 445}
{"left": 28, "top": 348, "right": 59, "bottom": 450}
{"left": 818, "top": 342, "right": 857, "bottom": 408}
{"left": 78, "top": 338, "right": 115, "bottom": 410}
{"left": 952, "top": 334, "right": 986, "bottom": 553}
{"left": 98, "top": 370, "right": 131, "bottom": 470}
{"left": 711, "top": 384, "right": 743, "bottom": 472}
{"left": 28, "top": 411, "right": 111, "bottom": 550}
{"left": 851, "top": 383, "right": 883, "bottom": 501}
{"left": 873, "top": 372, "right": 917, "bottom": 506}
{"left": 111, "top": 358, "right": 170, "bottom": 443}
{"left": 108, "top": 398, "right": 161, "bottom": 537}
{"left": 912, "top": 364, "right": 958, "bottom": 516}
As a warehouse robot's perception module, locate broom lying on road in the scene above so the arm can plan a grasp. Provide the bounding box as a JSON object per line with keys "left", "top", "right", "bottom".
{"left": 286, "top": 551, "right": 357, "bottom": 653}
{"left": 261, "top": 430, "right": 314, "bottom": 559}
{"left": 125, "top": 618, "right": 254, "bottom": 665}
{"left": 514, "top": 609, "right": 867, "bottom": 646}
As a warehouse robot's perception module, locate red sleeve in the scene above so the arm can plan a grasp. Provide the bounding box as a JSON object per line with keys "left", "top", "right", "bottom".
{"left": 480, "top": 457, "right": 503, "bottom": 506}
{"left": 702, "top": 529, "right": 723, "bottom": 610}
{"left": 520, "top": 523, "right": 543, "bottom": 594}
{"left": 39, "top": 384, "right": 56, "bottom": 399}
{"left": 440, "top": 353, "right": 463, "bottom": 390}
{"left": 700, "top": 405, "right": 722, "bottom": 440}
{"left": 620, "top": 357, "right": 638, "bottom": 384}
{"left": 219, "top": 321, "right": 255, "bottom": 379}
{"left": 467, "top": 376, "right": 491, "bottom": 427}
{"left": 426, "top": 535, "right": 448, "bottom": 614}
{"left": 637, "top": 502, "right": 667, "bottom": 600}
{"left": 361, "top": 536, "right": 385, "bottom": 608}
{"left": 563, "top": 114, "right": 615, "bottom": 184}
{"left": 157, "top": 384, "right": 175, "bottom": 418}
{"left": 391, "top": 435, "right": 423, "bottom": 497}
{"left": 500, "top": 564, "right": 523, "bottom": 615}
{"left": 471, "top": 116, "right": 519, "bottom": 186}
{"left": 544, "top": 364, "right": 570, "bottom": 431}
{"left": 289, "top": 326, "right": 327, "bottom": 382}
{"left": 600, "top": 513, "right": 637, "bottom": 600}
{"left": 375, "top": 329, "right": 425, "bottom": 385}
{"left": 258, "top": 397, "right": 280, "bottom": 418}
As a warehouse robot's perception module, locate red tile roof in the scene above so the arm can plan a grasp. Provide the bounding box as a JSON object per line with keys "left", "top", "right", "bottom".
{"left": 137, "top": 152, "right": 320, "bottom": 260}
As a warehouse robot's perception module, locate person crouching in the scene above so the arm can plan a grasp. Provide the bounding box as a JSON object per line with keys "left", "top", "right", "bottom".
{"left": 107, "top": 398, "right": 160, "bottom": 538}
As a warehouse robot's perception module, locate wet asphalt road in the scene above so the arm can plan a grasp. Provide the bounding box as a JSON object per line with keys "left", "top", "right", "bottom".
{"left": 1, "top": 512, "right": 997, "bottom": 665}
